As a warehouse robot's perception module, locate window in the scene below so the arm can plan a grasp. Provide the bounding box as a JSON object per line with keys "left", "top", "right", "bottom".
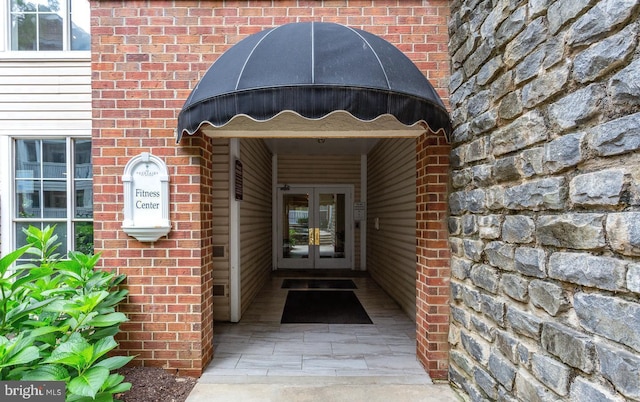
{"left": 14, "top": 138, "right": 93, "bottom": 256}
{"left": 9, "top": 0, "right": 90, "bottom": 51}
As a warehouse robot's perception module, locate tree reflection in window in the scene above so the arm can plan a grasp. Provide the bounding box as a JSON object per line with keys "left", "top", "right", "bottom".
{"left": 9, "top": 0, "right": 90, "bottom": 51}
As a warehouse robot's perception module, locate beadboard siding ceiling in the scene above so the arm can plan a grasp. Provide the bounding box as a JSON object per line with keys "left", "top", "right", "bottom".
{"left": 0, "top": 61, "right": 91, "bottom": 132}
{"left": 367, "top": 138, "right": 417, "bottom": 320}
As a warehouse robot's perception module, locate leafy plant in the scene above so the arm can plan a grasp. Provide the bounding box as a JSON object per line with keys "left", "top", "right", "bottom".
{"left": 288, "top": 228, "right": 297, "bottom": 247}
{"left": 74, "top": 223, "right": 94, "bottom": 256}
{"left": 0, "top": 225, "right": 133, "bottom": 401}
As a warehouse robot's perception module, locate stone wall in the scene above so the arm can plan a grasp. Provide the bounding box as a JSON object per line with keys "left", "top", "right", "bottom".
{"left": 447, "top": 0, "right": 640, "bottom": 400}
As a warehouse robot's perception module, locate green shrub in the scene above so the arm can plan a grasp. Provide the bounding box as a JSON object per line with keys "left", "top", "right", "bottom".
{"left": 0, "top": 225, "right": 133, "bottom": 402}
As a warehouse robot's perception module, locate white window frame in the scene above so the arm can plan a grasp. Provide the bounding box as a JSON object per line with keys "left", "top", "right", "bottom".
{"left": 0, "top": 135, "right": 92, "bottom": 258}
{"left": 0, "top": 0, "right": 90, "bottom": 59}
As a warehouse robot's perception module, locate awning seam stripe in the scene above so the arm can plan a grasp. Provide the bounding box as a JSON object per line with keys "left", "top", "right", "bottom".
{"left": 345, "top": 26, "right": 391, "bottom": 90}
{"left": 235, "top": 27, "right": 277, "bottom": 90}
{"left": 311, "top": 21, "right": 315, "bottom": 84}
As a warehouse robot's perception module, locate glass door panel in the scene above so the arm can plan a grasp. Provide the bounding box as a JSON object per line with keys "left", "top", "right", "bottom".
{"left": 278, "top": 188, "right": 313, "bottom": 269}
{"left": 318, "top": 193, "right": 344, "bottom": 258}
{"left": 277, "top": 186, "right": 352, "bottom": 269}
{"left": 314, "top": 189, "right": 351, "bottom": 269}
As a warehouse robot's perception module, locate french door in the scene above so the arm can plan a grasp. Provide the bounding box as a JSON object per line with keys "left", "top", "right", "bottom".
{"left": 276, "top": 185, "right": 352, "bottom": 269}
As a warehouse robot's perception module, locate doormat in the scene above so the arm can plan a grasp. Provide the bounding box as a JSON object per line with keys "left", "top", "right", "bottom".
{"left": 281, "top": 279, "right": 357, "bottom": 289}
{"left": 281, "top": 290, "right": 372, "bottom": 324}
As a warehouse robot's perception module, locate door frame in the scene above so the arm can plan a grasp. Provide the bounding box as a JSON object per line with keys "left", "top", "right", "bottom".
{"left": 273, "top": 184, "right": 354, "bottom": 270}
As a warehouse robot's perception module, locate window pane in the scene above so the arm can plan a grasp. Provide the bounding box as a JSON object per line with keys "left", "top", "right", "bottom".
{"left": 75, "top": 181, "right": 93, "bottom": 218}
{"left": 13, "top": 137, "right": 91, "bottom": 260}
{"left": 43, "top": 181, "right": 67, "bottom": 218}
{"left": 70, "top": 0, "right": 90, "bottom": 50}
{"left": 282, "top": 193, "right": 310, "bottom": 260}
{"left": 11, "top": 0, "right": 90, "bottom": 52}
{"left": 42, "top": 140, "right": 66, "bottom": 178}
{"left": 39, "top": 13, "right": 63, "bottom": 50}
{"left": 11, "top": 14, "right": 37, "bottom": 50}
{"left": 16, "top": 185, "right": 41, "bottom": 219}
{"left": 74, "top": 222, "right": 93, "bottom": 255}
{"left": 74, "top": 139, "right": 92, "bottom": 178}
{"left": 15, "top": 222, "right": 36, "bottom": 249}
{"left": 11, "top": 0, "right": 37, "bottom": 12}
{"left": 52, "top": 223, "right": 68, "bottom": 256}
{"left": 38, "top": 0, "right": 60, "bottom": 12}
{"left": 318, "top": 193, "right": 346, "bottom": 259}
{"left": 16, "top": 140, "right": 41, "bottom": 178}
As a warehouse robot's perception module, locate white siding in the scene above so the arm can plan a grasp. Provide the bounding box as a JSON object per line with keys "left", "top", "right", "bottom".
{"left": 0, "top": 58, "right": 91, "bottom": 258}
{"left": 212, "top": 139, "right": 231, "bottom": 321}
{"left": 278, "top": 155, "right": 362, "bottom": 191}
{"left": 367, "top": 138, "right": 417, "bottom": 320}
{"left": 239, "top": 139, "right": 273, "bottom": 316}
{"left": 0, "top": 60, "right": 91, "bottom": 133}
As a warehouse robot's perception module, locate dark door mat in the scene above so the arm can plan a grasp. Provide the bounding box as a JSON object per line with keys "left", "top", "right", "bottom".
{"left": 281, "top": 290, "right": 372, "bottom": 324}
{"left": 281, "top": 279, "right": 357, "bottom": 289}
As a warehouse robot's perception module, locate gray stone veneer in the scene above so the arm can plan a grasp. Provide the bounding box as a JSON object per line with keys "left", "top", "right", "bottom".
{"left": 447, "top": 0, "right": 640, "bottom": 400}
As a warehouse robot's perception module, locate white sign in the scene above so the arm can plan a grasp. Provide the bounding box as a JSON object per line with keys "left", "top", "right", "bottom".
{"left": 353, "top": 202, "right": 366, "bottom": 221}
{"left": 122, "top": 152, "right": 171, "bottom": 242}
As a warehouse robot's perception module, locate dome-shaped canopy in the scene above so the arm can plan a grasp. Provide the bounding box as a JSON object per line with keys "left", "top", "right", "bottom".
{"left": 176, "top": 22, "right": 451, "bottom": 142}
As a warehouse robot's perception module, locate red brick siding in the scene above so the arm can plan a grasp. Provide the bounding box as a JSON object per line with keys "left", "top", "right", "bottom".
{"left": 416, "top": 133, "right": 451, "bottom": 380}
{"left": 91, "top": 0, "right": 450, "bottom": 377}
{"left": 92, "top": 1, "right": 216, "bottom": 376}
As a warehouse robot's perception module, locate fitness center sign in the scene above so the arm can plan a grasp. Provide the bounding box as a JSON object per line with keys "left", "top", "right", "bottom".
{"left": 122, "top": 152, "right": 171, "bottom": 242}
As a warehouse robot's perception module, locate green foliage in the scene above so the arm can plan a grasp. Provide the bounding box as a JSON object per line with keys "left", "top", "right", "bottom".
{"left": 288, "top": 228, "right": 297, "bottom": 247}
{"left": 74, "top": 223, "right": 94, "bottom": 256}
{"left": 0, "top": 225, "right": 133, "bottom": 401}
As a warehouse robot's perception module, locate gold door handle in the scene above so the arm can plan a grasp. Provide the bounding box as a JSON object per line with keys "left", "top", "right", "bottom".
{"left": 308, "top": 228, "right": 320, "bottom": 245}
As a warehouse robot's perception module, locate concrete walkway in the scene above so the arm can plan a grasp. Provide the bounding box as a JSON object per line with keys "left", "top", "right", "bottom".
{"left": 186, "top": 376, "right": 462, "bottom": 402}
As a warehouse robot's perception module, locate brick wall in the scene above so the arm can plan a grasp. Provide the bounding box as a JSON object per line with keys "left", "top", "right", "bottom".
{"left": 91, "top": 0, "right": 451, "bottom": 377}
{"left": 92, "top": 2, "right": 216, "bottom": 376}
{"left": 416, "top": 132, "right": 451, "bottom": 380}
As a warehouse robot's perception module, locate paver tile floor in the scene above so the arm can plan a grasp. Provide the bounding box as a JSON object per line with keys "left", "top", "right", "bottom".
{"left": 200, "top": 274, "right": 430, "bottom": 379}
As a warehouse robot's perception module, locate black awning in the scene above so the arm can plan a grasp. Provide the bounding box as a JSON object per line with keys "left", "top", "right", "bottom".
{"left": 176, "top": 22, "right": 451, "bottom": 142}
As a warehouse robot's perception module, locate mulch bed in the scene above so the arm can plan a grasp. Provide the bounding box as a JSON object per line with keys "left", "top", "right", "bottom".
{"left": 116, "top": 366, "right": 197, "bottom": 402}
